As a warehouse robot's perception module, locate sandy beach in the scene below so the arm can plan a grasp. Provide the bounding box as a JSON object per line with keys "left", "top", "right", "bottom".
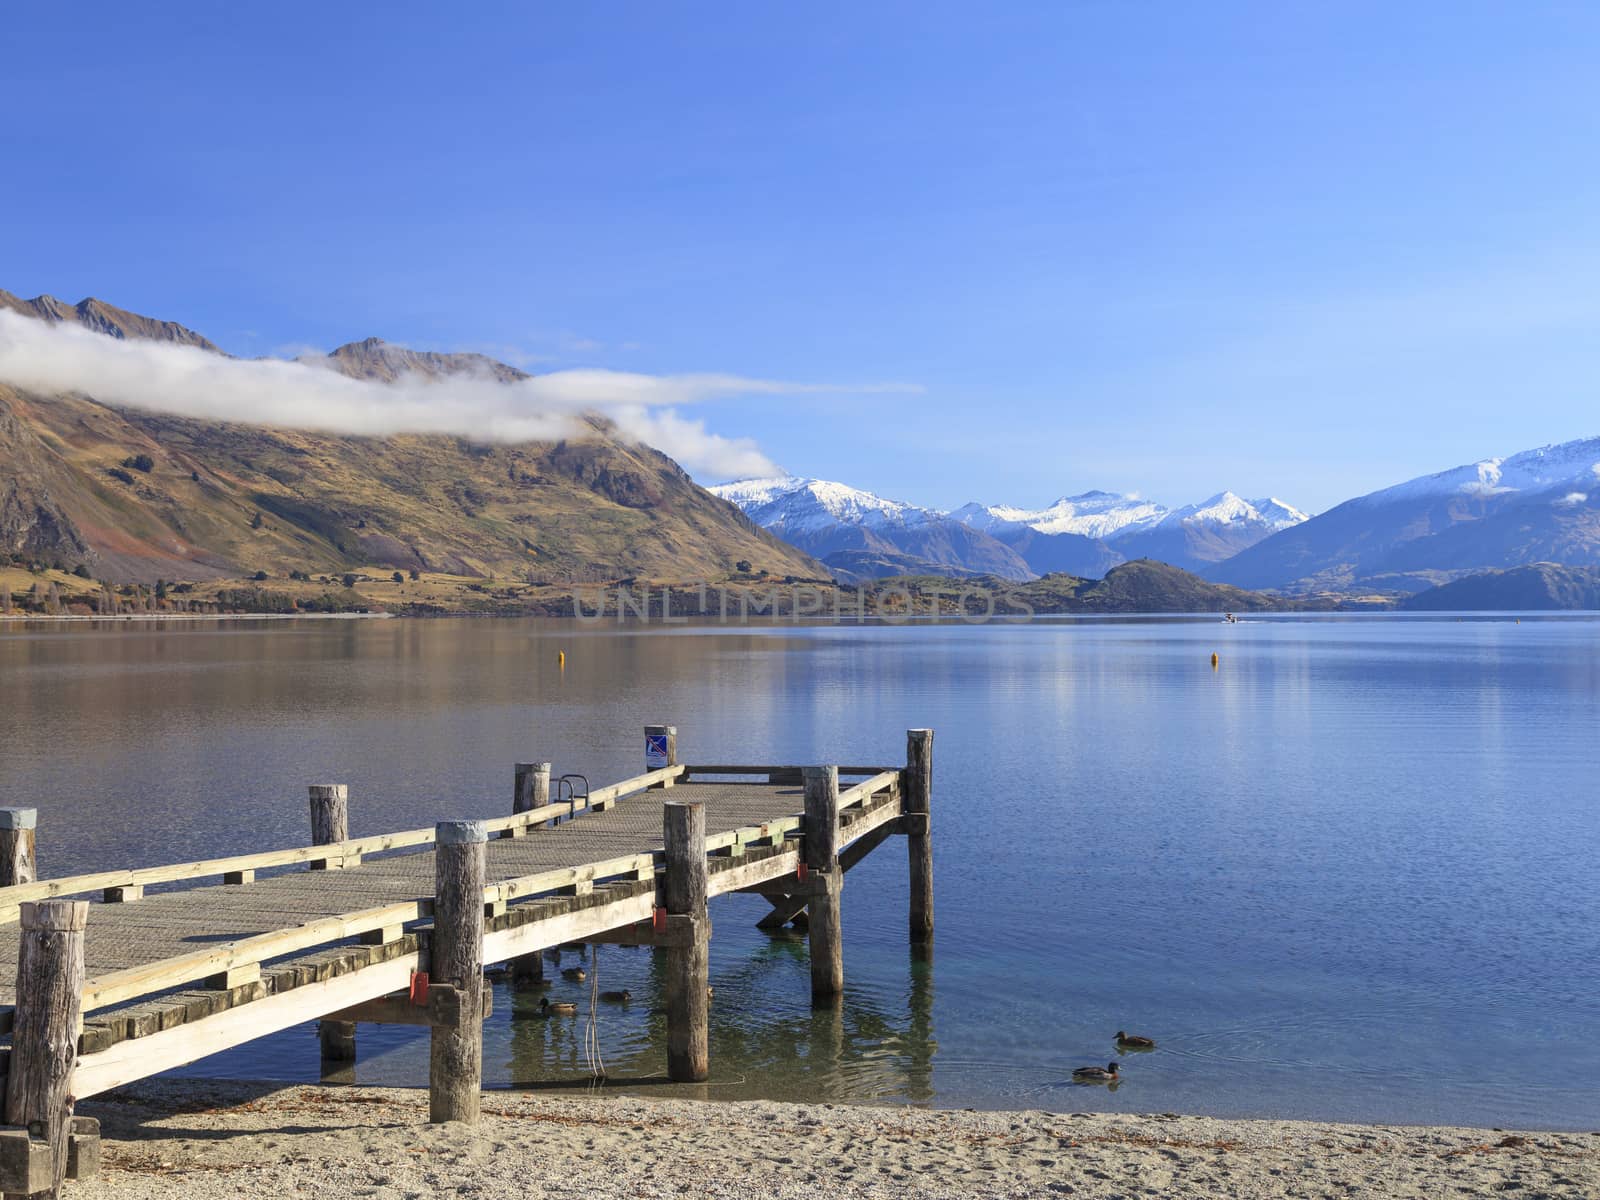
{"left": 71, "top": 1080, "right": 1599, "bottom": 1199}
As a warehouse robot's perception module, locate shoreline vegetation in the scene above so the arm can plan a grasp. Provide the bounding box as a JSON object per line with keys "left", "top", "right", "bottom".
{"left": 1, "top": 558, "right": 1395, "bottom": 621}
{"left": 74, "top": 1079, "right": 1600, "bottom": 1199}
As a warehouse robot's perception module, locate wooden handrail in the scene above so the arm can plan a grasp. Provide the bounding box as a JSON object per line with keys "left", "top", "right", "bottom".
{"left": 683, "top": 764, "right": 896, "bottom": 777}
{"left": 0, "top": 764, "right": 686, "bottom": 913}
{"left": 839, "top": 770, "right": 900, "bottom": 810}
{"left": 0, "top": 766, "right": 907, "bottom": 1022}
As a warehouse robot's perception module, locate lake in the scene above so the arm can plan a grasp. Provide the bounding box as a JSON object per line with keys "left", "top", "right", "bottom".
{"left": 1, "top": 613, "right": 1597, "bottom": 1129}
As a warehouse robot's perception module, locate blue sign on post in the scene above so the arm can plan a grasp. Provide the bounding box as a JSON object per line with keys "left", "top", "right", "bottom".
{"left": 646, "top": 733, "right": 670, "bottom": 770}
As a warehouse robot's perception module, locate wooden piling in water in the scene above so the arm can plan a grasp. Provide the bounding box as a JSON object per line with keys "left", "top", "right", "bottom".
{"left": 4, "top": 900, "right": 86, "bottom": 1200}
{"left": 308, "top": 784, "right": 353, "bottom": 869}
{"left": 310, "top": 784, "right": 359, "bottom": 1062}
{"left": 663, "top": 801, "right": 709, "bottom": 1082}
{"left": 429, "top": 820, "right": 486, "bottom": 1124}
{"left": 506, "top": 763, "right": 551, "bottom": 986}
{"left": 508, "top": 762, "right": 551, "bottom": 837}
{"left": 803, "top": 766, "right": 844, "bottom": 1002}
{"left": 0, "top": 810, "right": 36, "bottom": 890}
{"left": 905, "top": 729, "right": 934, "bottom": 944}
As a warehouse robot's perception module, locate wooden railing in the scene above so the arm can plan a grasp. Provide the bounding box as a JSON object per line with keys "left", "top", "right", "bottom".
{"left": 0, "top": 764, "right": 686, "bottom": 917}
{"left": 0, "top": 765, "right": 905, "bottom": 1023}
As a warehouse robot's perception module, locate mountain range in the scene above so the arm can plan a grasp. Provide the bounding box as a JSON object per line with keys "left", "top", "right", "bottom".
{"left": 711, "top": 477, "right": 1308, "bottom": 583}
{"left": 0, "top": 291, "right": 822, "bottom": 584}
{"left": 717, "top": 437, "right": 1600, "bottom": 596}
{"left": 1208, "top": 438, "right": 1600, "bottom": 594}
{"left": 7, "top": 287, "right": 1600, "bottom": 604}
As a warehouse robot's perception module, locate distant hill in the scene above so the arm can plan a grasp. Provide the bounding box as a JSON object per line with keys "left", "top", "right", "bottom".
{"left": 0, "top": 292, "right": 823, "bottom": 584}
{"left": 1210, "top": 438, "right": 1600, "bottom": 594}
{"left": 1401, "top": 563, "right": 1600, "bottom": 611}
{"left": 886, "top": 559, "right": 1299, "bottom": 614}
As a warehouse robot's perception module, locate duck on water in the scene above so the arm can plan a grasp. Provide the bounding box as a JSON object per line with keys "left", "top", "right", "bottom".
{"left": 1072, "top": 1063, "right": 1120, "bottom": 1083}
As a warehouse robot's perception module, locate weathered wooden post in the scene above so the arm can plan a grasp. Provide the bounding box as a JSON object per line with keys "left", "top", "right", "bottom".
{"left": 506, "top": 762, "right": 551, "bottom": 987}
{"left": 5, "top": 900, "right": 87, "bottom": 1200}
{"left": 430, "top": 820, "right": 486, "bottom": 1124}
{"left": 308, "top": 784, "right": 354, "bottom": 869}
{"left": 0, "top": 809, "right": 37, "bottom": 888}
{"left": 803, "top": 765, "right": 844, "bottom": 1002}
{"left": 507, "top": 762, "right": 551, "bottom": 837}
{"left": 646, "top": 724, "right": 677, "bottom": 787}
{"left": 663, "top": 801, "right": 709, "bottom": 1082}
{"left": 906, "top": 729, "right": 934, "bottom": 944}
{"left": 308, "top": 784, "right": 359, "bottom": 1063}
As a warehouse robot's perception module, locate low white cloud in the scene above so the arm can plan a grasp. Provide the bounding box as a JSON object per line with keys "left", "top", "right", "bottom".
{"left": 0, "top": 312, "right": 915, "bottom": 480}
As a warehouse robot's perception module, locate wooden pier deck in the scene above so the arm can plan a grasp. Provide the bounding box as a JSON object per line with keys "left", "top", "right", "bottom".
{"left": 0, "top": 727, "right": 934, "bottom": 1197}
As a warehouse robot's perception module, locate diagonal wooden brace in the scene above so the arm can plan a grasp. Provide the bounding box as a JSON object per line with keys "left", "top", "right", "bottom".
{"left": 755, "top": 893, "right": 810, "bottom": 930}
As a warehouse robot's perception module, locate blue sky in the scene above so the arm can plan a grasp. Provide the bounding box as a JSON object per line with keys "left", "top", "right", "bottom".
{"left": 6, "top": 2, "right": 1600, "bottom": 513}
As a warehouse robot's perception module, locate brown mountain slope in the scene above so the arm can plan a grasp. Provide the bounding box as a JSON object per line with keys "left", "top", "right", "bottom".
{"left": 0, "top": 290, "right": 222, "bottom": 351}
{"left": 323, "top": 336, "right": 531, "bottom": 383}
{"left": 0, "top": 294, "right": 822, "bottom": 585}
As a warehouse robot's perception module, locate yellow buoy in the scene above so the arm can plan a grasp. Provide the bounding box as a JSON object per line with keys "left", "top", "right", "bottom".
{"left": 1210, "top": 652, "right": 1219, "bottom": 667}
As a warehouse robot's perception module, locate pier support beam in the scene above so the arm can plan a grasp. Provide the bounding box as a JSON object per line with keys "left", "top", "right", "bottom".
{"left": 430, "top": 820, "right": 486, "bottom": 1124}
{"left": 905, "top": 730, "right": 934, "bottom": 945}
{"left": 663, "top": 801, "right": 709, "bottom": 1082}
{"left": 646, "top": 725, "right": 678, "bottom": 787}
{"left": 5, "top": 900, "right": 87, "bottom": 1200}
{"left": 0, "top": 809, "right": 37, "bottom": 889}
{"left": 804, "top": 766, "right": 844, "bottom": 1003}
{"left": 310, "top": 784, "right": 358, "bottom": 1062}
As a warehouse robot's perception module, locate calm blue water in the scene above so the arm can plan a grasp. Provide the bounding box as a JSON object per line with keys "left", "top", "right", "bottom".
{"left": 1, "top": 613, "right": 1597, "bottom": 1129}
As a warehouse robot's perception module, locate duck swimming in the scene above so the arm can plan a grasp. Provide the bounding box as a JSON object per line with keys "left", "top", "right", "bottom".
{"left": 1072, "top": 1062, "right": 1120, "bottom": 1082}
{"left": 561, "top": 966, "right": 587, "bottom": 982}
{"left": 599, "top": 989, "right": 632, "bottom": 1003}
{"left": 540, "top": 998, "right": 577, "bottom": 1016}
{"left": 1115, "top": 1031, "right": 1156, "bottom": 1049}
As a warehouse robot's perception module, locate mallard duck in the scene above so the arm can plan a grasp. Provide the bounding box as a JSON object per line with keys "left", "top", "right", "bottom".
{"left": 1116, "top": 1031, "right": 1156, "bottom": 1049}
{"left": 561, "top": 966, "right": 587, "bottom": 982}
{"left": 540, "top": 998, "right": 577, "bottom": 1016}
{"left": 599, "top": 989, "right": 632, "bottom": 1003}
{"left": 1072, "top": 1062, "right": 1120, "bottom": 1082}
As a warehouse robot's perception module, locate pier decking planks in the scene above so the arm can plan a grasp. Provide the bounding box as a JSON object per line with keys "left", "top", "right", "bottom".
{"left": 0, "top": 780, "right": 815, "bottom": 1010}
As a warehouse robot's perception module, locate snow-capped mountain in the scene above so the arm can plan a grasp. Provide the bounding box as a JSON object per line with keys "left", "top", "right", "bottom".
{"left": 1109, "top": 492, "right": 1309, "bottom": 571}
{"left": 709, "top": 477, "right": 1035, "bottom": 583}
{"left": 712, "top": 476, "right": 942, "bottom": 537}
{"left": 952, "top": 490, "right": 1309, "bottom": 574}
{"left": 1210, "top": 436, "right": 1600, "bottom": 593}
{"left": 714, "top": 477, "right": 1310, "bottom": 582}
{"left": 1356, "top": 437, "right": 1600, "bottom": 506}
{"left": 1156, "top": 493, "right": 1308, "bottom": 532}
{"left": 950, "top": 491, "right": 1168, "bottom": 540}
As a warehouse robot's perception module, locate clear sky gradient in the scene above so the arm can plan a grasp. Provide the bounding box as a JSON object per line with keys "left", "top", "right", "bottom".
{"left": 6, "top": 2, "right": 1600, "bottom": 513}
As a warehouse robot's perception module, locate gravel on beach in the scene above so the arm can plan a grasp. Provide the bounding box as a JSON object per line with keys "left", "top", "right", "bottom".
{"left": 71, "top": 1080, "right": 1600, "bottom": 1199}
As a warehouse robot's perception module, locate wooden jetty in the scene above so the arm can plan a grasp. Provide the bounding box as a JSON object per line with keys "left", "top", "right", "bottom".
{"left": 0, "top": 727, "right": 934, "bottom": 1196}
